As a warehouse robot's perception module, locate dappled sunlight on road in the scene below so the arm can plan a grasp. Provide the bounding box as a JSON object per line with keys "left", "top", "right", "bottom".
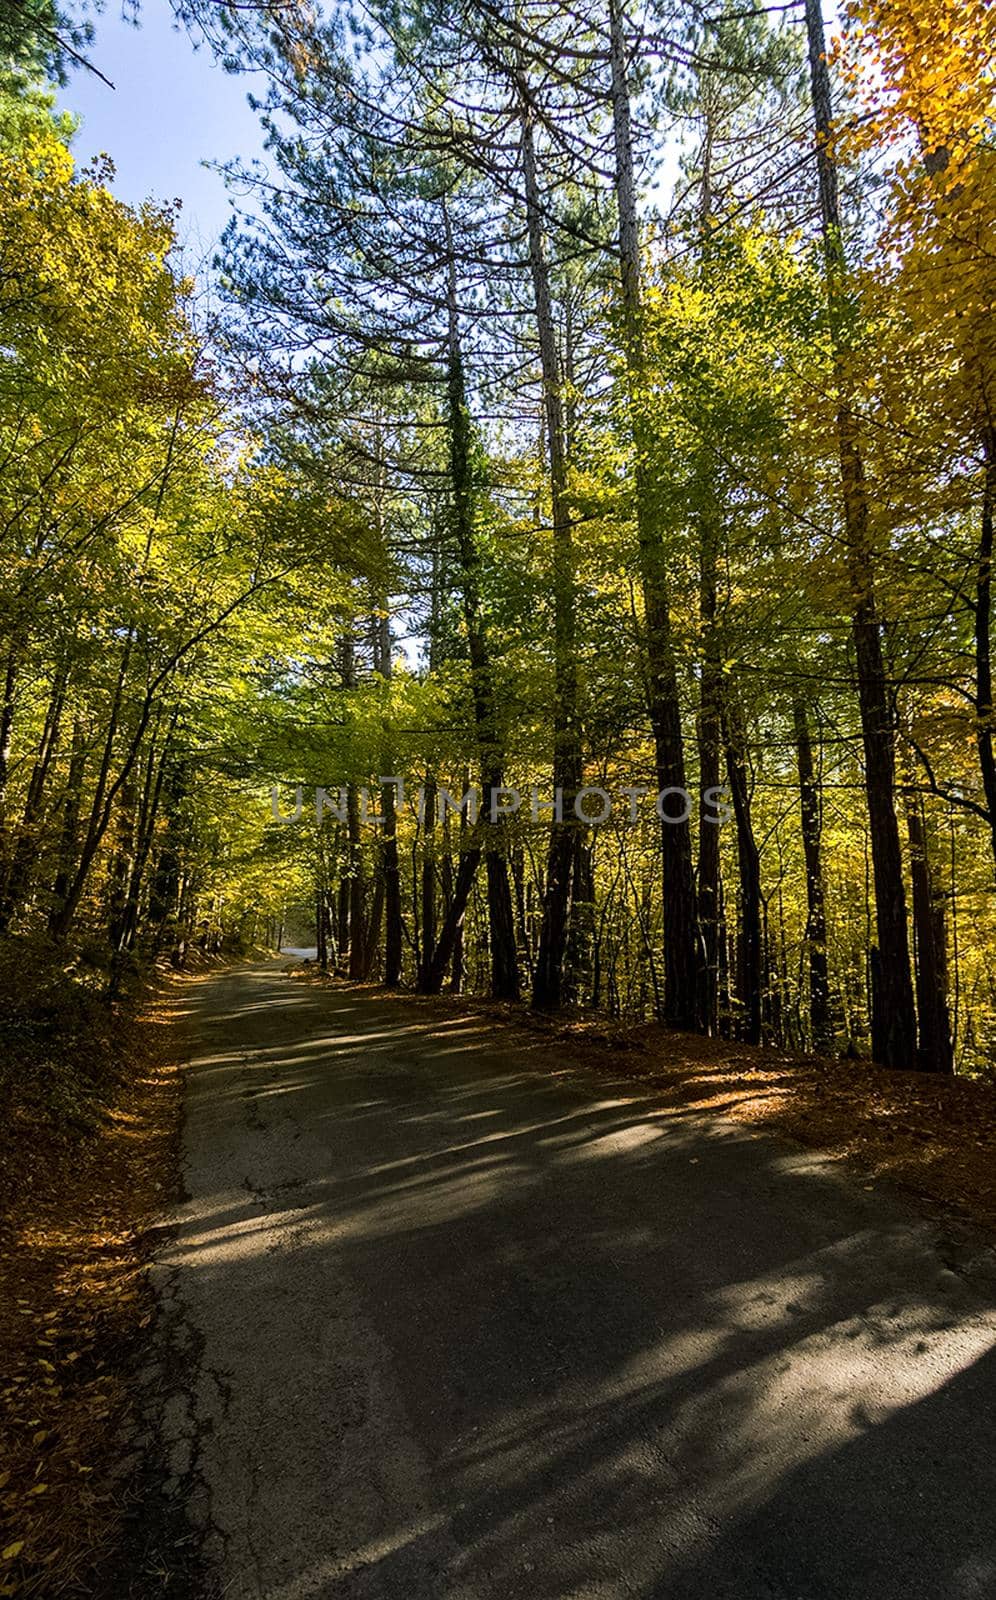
{"left": 150, "top": 960, "right": 996, "bottom": 1600}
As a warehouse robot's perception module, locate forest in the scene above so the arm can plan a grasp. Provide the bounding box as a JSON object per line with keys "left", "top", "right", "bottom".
{"left": 1, "top": 0, "right": 994, "bottom": 1077}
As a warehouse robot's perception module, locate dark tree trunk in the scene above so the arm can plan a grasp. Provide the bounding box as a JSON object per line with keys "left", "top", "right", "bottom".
{"left": 48, "top": 717, "right": 86, "bottom": 935}
{"left": 0, "top": 665, "right": 67, "bottom": 928}
{"left": 336, "top": 869, "right": 350, "bottom": 972}
{"left": 566, "top": 837, "right": 595, "bottom": 1005}
{"left": 108, "top": 703, "right": 183, "bottom": 990}
{"left": 518, "top": 83, "right": 582, "bottom": 1012}
{"left": 418, "top": 777, "right": 437, "bottom": 988}
{"left": 724, "top": 707, "right": 762, "bottom": 1045}
{"left": 975, "top": 429, "right": 996, "bottom": 872}
{"left": 793, "top": 697, "right": 833, "bottom": 1052}
{"left": 0, "top": 641, "right": 18, "bottom": 839}
{"left": 346, "top": 782, "right": 366, "bottom": 982}
{"left": 418, "top": 213, "right": 517, "bottom": 998}
{"left": 421, "top": 843, "right": 479, "bottom": 994}
{"left": 374, "top": 607, "right": 404, "bottom": 988}
{"left": 381, "top": 775, "right": 403, "bottom": 987}
{"left": 696, "top": 503, "right": 723, "bottom": 1034}
{"left": 316, "top": 887, "right": 328, "bottom": 971}
{"left": 147, "top": 762, "right": 184, "bottom": 946}
{"left": 802, "top": 0, "right": 917, "bottom": 1068}
{"left": 905, "top": 789, "right": 954, "bottom": 1073}
{"left": 48, "top": 626, "right": 143, "bottom": 940}
{"left": 608, "top": 0, "right": 700, "bottom": 1029}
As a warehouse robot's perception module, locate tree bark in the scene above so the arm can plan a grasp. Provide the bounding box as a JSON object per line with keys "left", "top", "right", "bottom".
{"left": 0, "top": 641, "right": 19, "bottom": 841}
{"left": 374, "top": 605, "right": 404, "bottom": 987}
{"left": 724, "top": 705, "right": 762, "bottom": 1045}
{"left": 696, "top": 501, "right": 723, "bottom": 1034}
{"left": 793, "top": 696, "right": 833, "bottom": 1052}
{"left": 418, "top": 211, "right": 518, "bottom": 998}
{"left": 0, "top": 663, "right": 67, "bottom": 929}
{"left": 517, "top": 70, "right": 583, "bottom": 1012}
{"left": 905, "top": 787, "right": 954, "bottom": 1073}
{"left": 802, "top": 0, "right": 917, "bottom": 1068}
{"left": 608, "top": 0, "right": 700, "bottom": 1029}
{"left": 975, "top": 429, "right": 996, "bottom": 872}
{"left": 418, "top": 777, "right": 438, "bottom": 987}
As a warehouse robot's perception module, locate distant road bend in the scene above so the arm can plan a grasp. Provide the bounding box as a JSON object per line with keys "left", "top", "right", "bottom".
{"left": 152, "top": 958, "right": 996, "bottom": 1600}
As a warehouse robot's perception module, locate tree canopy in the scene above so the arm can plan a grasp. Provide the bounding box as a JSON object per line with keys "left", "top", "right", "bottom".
{"left": 0, "top": 0, "right": 994, "bottom": 1074}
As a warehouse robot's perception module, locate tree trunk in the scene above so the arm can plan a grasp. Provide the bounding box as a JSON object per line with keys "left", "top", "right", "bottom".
{"left": 975, "top": 428, "right": 996, "bottom": 872}
{"left": 0, "top": 664, "right": 67, "bottom": 929}
{"left": 421, "top": 843, "right": 479, "bottom": 994}
{"left": 696, "top": 501, "right": 723, "bottom": 1034}
{"left": 48, "top": 627, "right": 136, "bottom": 940}
{"left": 148, "top": 762, "right": 184, "bottom": 947}
{"left": 0, "top": 642, "right": 19, "bottom": 840}
{"left": 374, "top": 606, "right": 404, "bottom": 987}
{"left": 608, "top": 0, "right": 700, "bottom": 1029}
{"left": 793, "top": 696, "right": 833, "bottom": 1052}
{"left": 418, "top": 211, "right": 518, "bottom": 998}
{"left": 108, "top": 703, "right": 182, "bottom": 991}
{"left": 48, "top": 716, "right": 86, "bottom": 935}
{"left": 724, "top": 706, "right": 762, "bottom": 1045}
{"left": 381, "top": 775, "right": 403, "bottom": 986}
{"left": 518, "top": 72, "right": 583, "bottom": 1012}
{"left": 802, "top": 0, "right": 917, "bottom": 1068}
{"left": 905, "top": 788, "right": 954, "bottom": 1073}
{"left": 418, "top": 776, "right": 437, "bottom": 987}
{"left": 346, "top": 781, "right": 366, "bottom": 981}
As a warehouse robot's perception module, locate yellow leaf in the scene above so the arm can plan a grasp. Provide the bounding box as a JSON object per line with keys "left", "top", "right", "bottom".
{"left": 1, "top": 1543, "right": 23, "bottom": 1561}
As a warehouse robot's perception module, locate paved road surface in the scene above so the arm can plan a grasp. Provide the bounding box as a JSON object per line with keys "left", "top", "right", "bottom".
{"left": 152, "top": 959, "right": 996, "bottom": 1600}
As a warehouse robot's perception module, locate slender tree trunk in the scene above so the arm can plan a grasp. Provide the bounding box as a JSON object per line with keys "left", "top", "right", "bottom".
{"left": 374, "top": 605, "right": 404, "bottom": 987}
{"left": 724, "top": 705, "right": 762, "bottom": 1045}
{"left": 346, "top": 781, "right": 366, "bottom": 981}
{"left": 0, "top": 641, "right": 19, "bottom": 838}
{"left": 422, "top": 843, "right": 479, "bottom": 993}
{"left": 109, "top": 701, "right": 183, "bottom": 993}
{"left": 904, "top": 786, "right": 954, "bottom": 1073}
{"left": 419, "top": 214, "right": 518, "bottom": 997}
{"left": 107, "top": 773, "right": 141, "bottom": 952}
{"left": 148, "top": 763, "right": 184, "bottom": 946}
{"left": 381, "top": 775, "right": 403, "bottom": 986}
{"left": 518, "top": 75, "right": 583, "bottom": 1012}
{"left": 0, "top": 664, "right": 67, "bottom": 928}
{"left": 336, "top": 869, "right": 350, "bottom": 972}
{"left": 793, "top": 696, "right": 833, "bottom": 1052}
{"left": 608, "top": 0, "right": 700, "bottom": 1029}
{"left": 565, "top": 837, "right": 595, "bottom": 1005}
{"left": 697, "top": 501, "right": 723, "bottom": 1034}
{"left": 48, "top": 627, "right": 135, "bottom": 940}
{"left": 418, "top": 777, "right": 437, "bottom": 987}
{"left": 48, "top": 716, "right": 85, "bottom": 934}
{"left": 802, "top": 0, "right": 916, "bottom": 1067}
{"left": 362, "top": 876, "right": 385, "bottom": 978}
{"left": 337, "top": 630, "right": 368, "bottom": 980}
{"left": 975, "top": 428, "right": 996, "bottom": 871}
{"left": 316, "top": 885, "right": 328, "bottom": 971}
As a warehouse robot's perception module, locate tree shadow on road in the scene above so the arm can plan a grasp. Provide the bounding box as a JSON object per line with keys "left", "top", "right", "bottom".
{"left": 155, "top": 970, "right": 996, "bottom": 1600}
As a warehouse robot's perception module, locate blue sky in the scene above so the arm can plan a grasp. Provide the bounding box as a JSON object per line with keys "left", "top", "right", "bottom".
{"left": 64, "top": 2, "right": 267, "bottom": 252}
